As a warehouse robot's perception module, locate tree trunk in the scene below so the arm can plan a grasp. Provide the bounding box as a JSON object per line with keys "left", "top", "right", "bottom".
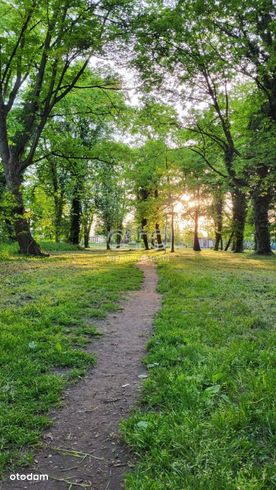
{"left": 106, "top": 229, "right": 111, "bottom": 250}
{"left": 141, "top": 217, "right": 149, "bottom": 250}
{"left": 252, "top": 189, "right": 273, "bottom": 255}
{"left": 116, "top": 235, "right": 121, "bottom": 248}
{"left": 0, "top": 173, "right": 15, "bottom": 240}
{"left": 171, "top": 207, "right": 175, "bottom": 253}
{"left": 84, "top": 230, "right": 89, "bottom": 248}
{"left": 138, "top": 188, "right": 150, "bottom": 250}
{"left": 224, "top": 231, "right": 233, "bottom": 251}
{"left": 116, "top": 227, "right": 122, "bottom": 249}
{"left": 231, "top": 188, "right": 247, "bottom": 253}
{"left": 193, "top": 208, "right": 201, "bottom": 251}
{"left": 155, "top": 223, "right": 164, "bottom": 249}
{"left": 153, "top": 189, "right": 164, "bottom": 250}
{"left": 223, "top": 146, "right": 247, "bottom": 253}
{"left": 254, "top": 232, "right": 257, "bottom": 252}
{"left": 84, "top": 217, "right": 93, "bottom": 248}
{"left": 69, "top": 195, "right": 81, "bottom": 245}
{"left": 54, "top": 195, "right": 63, "bottom": 243}
{"left": 213, "top": 193, "right": 224, "bottom": 251}
{"left": 7, "top": 173, "right": 43, "bottom": 255}
{"left": 1, "top": 153, "right": 43, "bottom": 255}
{"left": 214, "top": 232, "right": 223, "bottom": 251}
{"left": 49, "top": 159, "right": 64, "bottom": 243}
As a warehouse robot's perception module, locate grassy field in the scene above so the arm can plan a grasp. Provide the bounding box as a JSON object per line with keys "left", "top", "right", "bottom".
{"left": 0, "top": 247, "right": 142, "bottom": 475}
{"left": 123, "top": 251, "right": 276, "bottom": 490}
{"left": 0, "top": 241, "right": 80, "bottom": 260}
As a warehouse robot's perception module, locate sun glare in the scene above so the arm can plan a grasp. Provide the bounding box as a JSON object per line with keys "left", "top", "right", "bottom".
{"left": 172, "top": 194, "right": 210, "bottom": 237}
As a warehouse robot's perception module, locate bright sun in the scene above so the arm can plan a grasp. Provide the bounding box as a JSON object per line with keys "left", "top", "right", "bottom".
{"left": 174, "top": 193, "right": 190, "bottom": 212}
{"left": 173, "top": 193, "right": 209, "bottom": 237}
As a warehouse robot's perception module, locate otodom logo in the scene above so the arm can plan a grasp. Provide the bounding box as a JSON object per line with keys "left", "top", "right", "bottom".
{"left": 10, "top": 473, "right": 48, "bottom": 481}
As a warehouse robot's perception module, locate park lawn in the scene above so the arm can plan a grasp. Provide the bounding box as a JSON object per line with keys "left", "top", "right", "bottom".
{"left": 123, "top": 251, "right": 276, "bottom": 490}
{"left": 0, "top": 248, "right": 143, "bottom": 475}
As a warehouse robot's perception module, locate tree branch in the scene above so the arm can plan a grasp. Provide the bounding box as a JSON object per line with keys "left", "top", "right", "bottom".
{"left": 1, "top": 9, "right": 34, "bottom": 83}
{"left": 188, "top": 147, "right": 228, "bottom": 178}
{"left": 183, "top": 125, "right": 227, "bottom": 150}
{"left": 30, "top": 151, "right": 116, "bottom": 167}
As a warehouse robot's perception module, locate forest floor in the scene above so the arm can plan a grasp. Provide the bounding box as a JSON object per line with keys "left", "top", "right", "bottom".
{"left": 0, "top": 247, "right": 275, "bottom": 490}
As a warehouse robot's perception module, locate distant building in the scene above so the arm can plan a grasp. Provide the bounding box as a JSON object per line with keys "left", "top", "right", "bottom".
{"left": 90, "top": 235, "right": 106, "bottom": 244}
{"left": 199, "top": 238, "right": 214, "bottom": 249}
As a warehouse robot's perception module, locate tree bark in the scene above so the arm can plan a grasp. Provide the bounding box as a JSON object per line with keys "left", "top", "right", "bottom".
{"left": 13, "top": 187, "right": 43, "bottom": 255}
{"left": 84, "top": 230, "right": 89, "bottom": 248}
{"left": 6, "top": 168, "right": 43, "bottom": 255}
{"left": 214, "top": 231, "right": 223, "bottom": 251}
{"left": 116, "top": 227, "right": 122, "bottom": 249}
{"left": 223, "top": 146, "right": 247, "bottom": 253}
{"left": 69, "top": 195, "right": 81, "bottom": 245}
{"left": 171, "top": 207, "right": 175, "bottom": 253}
{"left": 224, "top": 231, "right": 233, "bottom": 251}
{"left": 54, "top": 195, "right": 63, "bottom": 243}
{"left": 106, "top": 228, "right": 111, "bottom": 250}
{"left": 0, "top": 172, "right": 16, "bottom": 241}
{"left": 252, "top": 188, "right": 273, "bottom": 255}
{"left": 193, "top": 208, "right": 201, "bottom": 251}
{"left": 48, "top": 159, "right": 64, "bottom": 243}
{"left": 139, "top": 188, "right": 150, "bottom": 250}
{"left": 153, "top": 189, "right": 164, "bottom": 249}
{"left": 0, "top": 150, "right": 44, "bottom": 255}
{"left": 231, "top": 188, "right": 247, "bottom": 253}
{"left": 213, "top": 192, "right": 224, "bottom": 251}
{"left": 155, "top": 223, "right": 164, "bottom": 249}
{"left": 141, "top": 217, "right": 149, "bottom": 250}
{"left": 83, "top": 216, "right": 93, "bottom": 248}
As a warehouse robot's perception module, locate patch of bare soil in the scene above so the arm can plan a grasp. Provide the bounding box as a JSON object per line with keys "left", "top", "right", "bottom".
{"left": 2, "top": 260, "right": 161, "bottom": 490}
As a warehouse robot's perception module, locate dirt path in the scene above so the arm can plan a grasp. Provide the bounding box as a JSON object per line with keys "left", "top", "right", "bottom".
{"left": 2, "top": 260, "right": 161, "bottom": 490}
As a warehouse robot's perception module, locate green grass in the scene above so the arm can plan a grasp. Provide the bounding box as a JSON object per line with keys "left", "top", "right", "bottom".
{"left": 122, "top": 251, "right": 276, "bottom": 490}
{"left": 0, "top": 241, "right": 81, "bottom": 261}
{"left": 0, "top": 242, "right": 19, "bottom": 261}
{"left": 0, "top": 249, "right": 143, "bottom": 475}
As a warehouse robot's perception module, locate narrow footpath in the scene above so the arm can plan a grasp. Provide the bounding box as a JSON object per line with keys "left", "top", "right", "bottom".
{"left": 2, "top": 259, "right": 161, "bottom": 490}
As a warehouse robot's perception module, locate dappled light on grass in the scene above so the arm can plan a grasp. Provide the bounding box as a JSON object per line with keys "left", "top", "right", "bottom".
{"left": 153, "top": 249, "right": 276, "bottom": 272}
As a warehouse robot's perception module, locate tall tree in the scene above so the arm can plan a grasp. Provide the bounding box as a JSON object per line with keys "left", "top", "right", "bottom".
{"left": 0, "top": 0, "right": 131, "bottom": 254}
{"left": 94, "top": 160, "right": 129, "bottom": 250}
{"left": 27, "top": 68, "right": 127, "bottom": 245}
{"left": 131, "top": 1, "right": 267, "bottom": 251}
{"left": 211, "top": 187, "right": 224, "bottom": 251}
{"left": 204, "top": 0, "right": 276, "bottom": 122}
